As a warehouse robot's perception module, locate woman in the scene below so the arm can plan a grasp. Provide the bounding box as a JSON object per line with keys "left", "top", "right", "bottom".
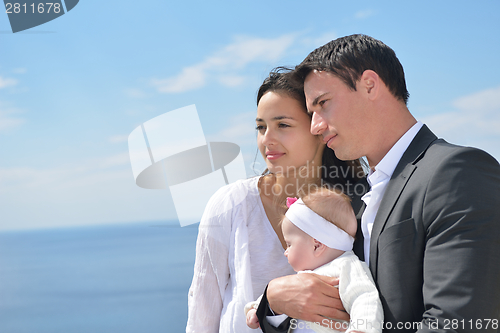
{"left": 186, "top": 68, "right": 363, "bottom": 333}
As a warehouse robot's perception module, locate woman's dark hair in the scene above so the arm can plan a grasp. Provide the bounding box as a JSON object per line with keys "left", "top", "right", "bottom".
{"left": 257, "top": 67, "right": 305, "bottom": 106}
{"left": 293, "top": 34, "right": 409, "bottom": 105}
{"left": 256, "top": 67, "right": 365, "bottom": 188}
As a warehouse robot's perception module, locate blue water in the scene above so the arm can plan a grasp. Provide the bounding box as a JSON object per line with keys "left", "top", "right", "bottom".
{"left": 0, "top": 222, "right": 198, "bottom": 333}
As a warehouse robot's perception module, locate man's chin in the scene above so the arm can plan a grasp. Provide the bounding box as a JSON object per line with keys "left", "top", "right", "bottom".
{"left": 331, "top": 150, "right": 349, "bottom": 161}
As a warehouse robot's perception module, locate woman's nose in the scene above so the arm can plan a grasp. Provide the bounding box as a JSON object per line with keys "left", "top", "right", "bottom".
{"left": 261, "top": 128, "right": 277, "bottom": 146}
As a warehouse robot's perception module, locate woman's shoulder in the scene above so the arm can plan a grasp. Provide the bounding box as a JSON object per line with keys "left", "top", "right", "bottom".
{"left": 211, "top": 176, "right": 259, "bottom": 200}
{"left": 202, "top": 176, "right": 261, "bottom": 219}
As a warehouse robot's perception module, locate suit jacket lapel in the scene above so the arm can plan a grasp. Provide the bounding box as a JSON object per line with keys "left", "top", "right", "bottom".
{"left": 369, "top": 125, "right": 438, "bottom": 277}
{"left": 352, "top": 177, "right": 368, "bottom": 261}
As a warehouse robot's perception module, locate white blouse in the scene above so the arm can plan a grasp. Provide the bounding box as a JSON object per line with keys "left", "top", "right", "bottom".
{"left": 186, "top": 176, "right": 296, "bottom": 333}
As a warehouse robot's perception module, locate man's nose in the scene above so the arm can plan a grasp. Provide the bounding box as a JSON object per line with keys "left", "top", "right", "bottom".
{"left": 311, "top": 112, "right": 327, "bottom": 136}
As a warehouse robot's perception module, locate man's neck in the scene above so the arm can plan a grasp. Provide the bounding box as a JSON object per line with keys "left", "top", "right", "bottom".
{"left": 367, "top": 115, "right": 417, "bottom": 168}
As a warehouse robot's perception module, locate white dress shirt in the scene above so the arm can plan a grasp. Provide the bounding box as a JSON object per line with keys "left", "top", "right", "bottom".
{"left": 361, "top": 121, "right": 423, "bottom": 265}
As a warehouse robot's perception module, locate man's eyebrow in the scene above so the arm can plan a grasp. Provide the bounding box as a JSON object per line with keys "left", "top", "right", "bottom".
{"left": 311, "top": 92, "right": 329, "bottom": 107}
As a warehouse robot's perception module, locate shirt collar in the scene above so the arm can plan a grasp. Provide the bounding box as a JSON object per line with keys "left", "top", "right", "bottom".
{"left": 367, "top": 121, "right": 423, "bottom": 187}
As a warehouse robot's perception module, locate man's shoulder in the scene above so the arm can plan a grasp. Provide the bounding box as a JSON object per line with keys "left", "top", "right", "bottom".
{"left": 404, "top": 138, "right": 500, "bottom": 205}
{"left": 405, "top": 124, "right": 498, "bottom": 168}
{"left": 421, "top": 138, "right": 499, "bottom": 169}
{"left": 403, "top": 124, "right": 499, "bottom": 169}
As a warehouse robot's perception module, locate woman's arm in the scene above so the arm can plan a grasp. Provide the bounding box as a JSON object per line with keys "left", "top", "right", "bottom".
{"left": 186, "top": 191, "right": 232, "bottom": 333}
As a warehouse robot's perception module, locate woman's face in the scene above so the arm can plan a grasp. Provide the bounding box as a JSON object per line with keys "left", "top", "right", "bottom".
{"left": 256, "top": 91, "right": 324, "bottom": 175}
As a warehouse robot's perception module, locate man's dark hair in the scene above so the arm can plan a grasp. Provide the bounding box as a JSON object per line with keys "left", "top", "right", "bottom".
{"left": 294, "top": 34, "right": 410, "bottom": 104}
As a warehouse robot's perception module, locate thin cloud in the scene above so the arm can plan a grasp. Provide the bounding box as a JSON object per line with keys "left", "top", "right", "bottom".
{"left": 0, "top": 102, "right": 25, "bottom": 132}
{"left": 453, "top": 85, "right": 500, "bottom": 113}
{"left": 0, "top": 158, "right": 155, "bottom": 231}
{"left": 151, "top": 34, "right": 296, "bottom": 93}
{"left": 109, "top": 135, "right": 129, "bottom": 144}
{"left": 207, "top": 110, "right": 257, "bottom": 144}
{"left": 0, "top": 153, "right": 132, "bottom": 192}
{"left": 218, "top": 75, "right": 246, "bottom": 87}
{"left": 422, "top": 85, "right": 500, "bottom": 160}
{"left": 355, "top": 9, "right": 376, "bottom": 19}
{"left": 299, "top": 31, "right": 337, "bottom": 50}
{"left": 124, "top": 88, "right": 148, "bottom": 99}
{"left": 205, "top": 110, "right": 264, "bottom": 177}
{"left": 0, "top": 76, "right": 18, "bottom": 89}
{"left": 0, "top": 113, "right": 24, "bottom": 132}
{"left": 12, "top": 68, "right": 27, "bottom": 74}
{"left": 99, "top": 152, "right": 131, "bottom": 168}
{"left": 152, "top": 64, "right": 207, "bottom": 93}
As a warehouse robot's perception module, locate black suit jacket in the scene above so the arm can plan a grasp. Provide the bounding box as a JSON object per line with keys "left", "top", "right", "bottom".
{"left": 259, "top": 125, "right": 500, "bottom": 332}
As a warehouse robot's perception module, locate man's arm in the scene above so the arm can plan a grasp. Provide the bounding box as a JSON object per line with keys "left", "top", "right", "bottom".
{"left": 419, "top": 147, "right": 500, "bottom": 332}
{"left": 256, "top": 273, "right": 350, "bottom": 332}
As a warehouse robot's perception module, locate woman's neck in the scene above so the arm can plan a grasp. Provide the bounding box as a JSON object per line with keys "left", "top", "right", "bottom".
{"left": 267, "top": 166, "right": 324, "bottom": 199}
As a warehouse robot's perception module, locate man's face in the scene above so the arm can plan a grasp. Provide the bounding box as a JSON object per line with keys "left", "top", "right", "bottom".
{"left": 304, "top": 70, "right": 371, "bottom": 162}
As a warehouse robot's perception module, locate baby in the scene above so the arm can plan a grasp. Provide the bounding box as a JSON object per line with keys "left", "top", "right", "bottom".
{"left": 245, "top": 188, "right": 383, "bottom": 333}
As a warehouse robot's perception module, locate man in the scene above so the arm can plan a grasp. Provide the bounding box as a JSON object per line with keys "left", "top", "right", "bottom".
{"left": 257, "top": 34, "right": 500, "bottom": 332}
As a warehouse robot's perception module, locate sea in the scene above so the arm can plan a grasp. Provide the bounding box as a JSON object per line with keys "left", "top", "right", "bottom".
{"left": 0, "top": 221, "right": 199, "bottom": 333}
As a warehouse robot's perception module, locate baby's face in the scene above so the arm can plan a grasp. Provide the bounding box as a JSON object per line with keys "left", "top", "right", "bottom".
{"left": 282, "top": 217, "right": 316, "bottom": 271}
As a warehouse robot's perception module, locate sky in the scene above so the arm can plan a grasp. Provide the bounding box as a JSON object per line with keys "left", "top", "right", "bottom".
{"left": 1, "top": 0, "right": 500, "bottom": 231}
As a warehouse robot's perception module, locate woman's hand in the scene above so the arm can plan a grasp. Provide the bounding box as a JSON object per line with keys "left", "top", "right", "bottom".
{"left": 246, "top": 309, "right": 260, "bottom": 329}
{"left": 267, "top": 273, "right": 350, "bottom": 324}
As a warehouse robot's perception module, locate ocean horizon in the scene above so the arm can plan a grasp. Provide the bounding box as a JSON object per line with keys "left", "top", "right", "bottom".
{"left": 0, "top": 221, "right": 198, "bottom": 333}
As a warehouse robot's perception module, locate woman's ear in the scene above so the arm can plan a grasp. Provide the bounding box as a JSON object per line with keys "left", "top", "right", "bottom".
{"left": 312, "top": 239, "right": 326, "bottom": 257}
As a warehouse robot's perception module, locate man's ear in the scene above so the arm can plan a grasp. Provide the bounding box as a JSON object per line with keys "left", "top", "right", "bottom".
{"left": 359, "top": 70, "right": 380, "bottom": 101}
{"left": 313, "top": 239, "right": 326, "bottom": 257}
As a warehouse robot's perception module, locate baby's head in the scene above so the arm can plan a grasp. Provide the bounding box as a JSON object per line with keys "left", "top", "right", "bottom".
{"left": 282, "top": 188, "right": 357, "bottom": 272}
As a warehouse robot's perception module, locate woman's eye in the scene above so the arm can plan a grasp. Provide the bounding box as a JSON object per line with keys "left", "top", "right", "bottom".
{"left": 319, "top": 100, "right": 326, "bottom": 107}
{"left": 255, "top": 125, "right": 265, "bottom": 132}
{"left": 278, "top": 123, "right": 290, "bottom": 128}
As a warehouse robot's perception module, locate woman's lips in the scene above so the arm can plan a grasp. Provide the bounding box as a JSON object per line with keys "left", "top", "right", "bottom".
{"left": 266, "top": 151, "right": 285, "bottom": 160}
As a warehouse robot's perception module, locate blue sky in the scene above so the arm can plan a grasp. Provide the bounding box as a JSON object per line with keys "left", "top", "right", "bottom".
{"left": 1, "top": 0, "right": 499, "bottom": 230}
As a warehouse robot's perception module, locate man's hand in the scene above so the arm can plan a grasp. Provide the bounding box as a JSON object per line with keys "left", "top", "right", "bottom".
{"left": 267, "top": 273, "right": 349, "bottom": 324}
